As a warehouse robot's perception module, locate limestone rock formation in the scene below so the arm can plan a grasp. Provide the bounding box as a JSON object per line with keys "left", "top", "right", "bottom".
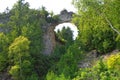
{"left": 42, "top": 24, "right": 56, "bottom": 55}
{"left": 42, "top": 10, "right": 74, "bottom": 55}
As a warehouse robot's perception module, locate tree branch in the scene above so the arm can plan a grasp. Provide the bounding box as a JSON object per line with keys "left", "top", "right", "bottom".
{"left": 105, "top": 16, "right": 120, "bottom": 35}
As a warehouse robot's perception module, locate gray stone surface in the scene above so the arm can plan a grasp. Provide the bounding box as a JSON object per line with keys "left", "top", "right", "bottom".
{"left": 58, "top": 9, "right": 74, "bottom": 23}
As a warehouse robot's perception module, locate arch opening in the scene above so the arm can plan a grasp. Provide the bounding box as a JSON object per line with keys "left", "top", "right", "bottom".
{"left": 54, "top": 22, "right": 79, "bottom": 40}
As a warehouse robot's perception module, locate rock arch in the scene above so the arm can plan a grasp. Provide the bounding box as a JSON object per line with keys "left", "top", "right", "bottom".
{"left": 42, "top": 10, "right": 75, "bottom": 55}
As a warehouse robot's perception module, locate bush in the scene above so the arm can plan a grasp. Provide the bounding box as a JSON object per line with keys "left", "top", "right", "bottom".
{"left": 107, "top": 53, "right": 120, "bottom": 69}
{"left": 116, "top": 35, "right": 120, "bottom": 50}
{"left": 9, "top": 65, "right": 20, "bottom": 80}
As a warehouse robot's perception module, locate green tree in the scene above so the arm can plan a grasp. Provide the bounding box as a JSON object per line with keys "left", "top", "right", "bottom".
{"left": 9, "top": 0, "right": 30, "bottom": 36}
{"left": 47, "top": 41, "right": 83, "bottom": 79}
{"left": 56, "top": 27, "right": 73, "bottom": 44}
{"left": 8, "top": 36, "right": 37, "bottom": 80}
{"left": 46, "top": 71, "right": 70, "bottom": 80}
{"left": 72, "top": 0, "right": 119, "bottom": 53}
{"left": 115, "top": 35, "right": 120, "bottom": 50}
{"left": 0, "top": 33, "right": 9, "bottom": 71}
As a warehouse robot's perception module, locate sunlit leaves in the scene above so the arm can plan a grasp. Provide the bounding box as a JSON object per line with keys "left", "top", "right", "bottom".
{"left": 8, "top": 36, "right": 30, "bottom": 61}
{"left": 0, "top": 33, "right": 9, "bottom": 71}
{"left": 72, "top": 0, "right": 119, "bottom": 53}
{"left": 107, "top": 53, "right": 120, "bottom": 69}
{"left": 9, "top": 65, "right": 20, "bottom": 80}
{"left": 8, "top": 36, "right": 32, "bottom": 80}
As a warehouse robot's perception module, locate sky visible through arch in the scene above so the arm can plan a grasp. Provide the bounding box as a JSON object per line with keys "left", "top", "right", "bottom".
{"left": 54, "top": 23, "right": 78, "bottom": 40}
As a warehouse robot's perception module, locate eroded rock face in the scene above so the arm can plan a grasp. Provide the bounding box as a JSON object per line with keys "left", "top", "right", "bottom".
{"left": 42, "top": 24, "right": 56, "bottom": 55}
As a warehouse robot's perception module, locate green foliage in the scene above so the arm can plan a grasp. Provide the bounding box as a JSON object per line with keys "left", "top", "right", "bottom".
{"left": 115, "top": 35, "right": 120, "bottom": 50}
{"left": 0, "top": 54, "right": 7, "bottom": 71}
{"left": 9, "top": 65, "right": 20, "bottom": 80}
{"left": 73, "top": 52, "right": 120, "bottom": 80}
{"left": 46, "top": 42, "right": 83, "bottom": 79}
{"left": 46, "top": 71, "right": 57, "bottom": 80}
{"left": 50, "top": 45, "right": 67, "bottom": 63}
{"left": 0, "top": 0, "right": 58, "bottom": 80}
{"left": 0, "top": 0, "right": 120, "bottom": 80}
{"left": 25, "top": 74, "right": 39, "bottom": 80}
{"left": 56, "top": 27, "right": 74, "bottom": 45}
{"left": 46, "top": 71, "right": 70, "bottom": 80}
{"left": 9, "top": 0, "right": 30, "bottom": 36}
{"left": 5, "top": 0, "right": 56, "bottom": 79}
{"left": 8, "top": 36, "right": 30, "bottom": 62}
{"left": 107, "top": 53, "right": 120, "bottom": 69}
{"left": 72, "top": 0, "right": 119, "bottom": 53}
{"left": 0, "top": 33, "right": 9, "bottom": 52}
{"left": 0, "top": 33, "right": 9, "bottom": 71}
{"left": 73, "top": 58, "right": 107, "bottom": 80}
{"left": 8, "top": 36, "right": 37, "bottom": 80}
